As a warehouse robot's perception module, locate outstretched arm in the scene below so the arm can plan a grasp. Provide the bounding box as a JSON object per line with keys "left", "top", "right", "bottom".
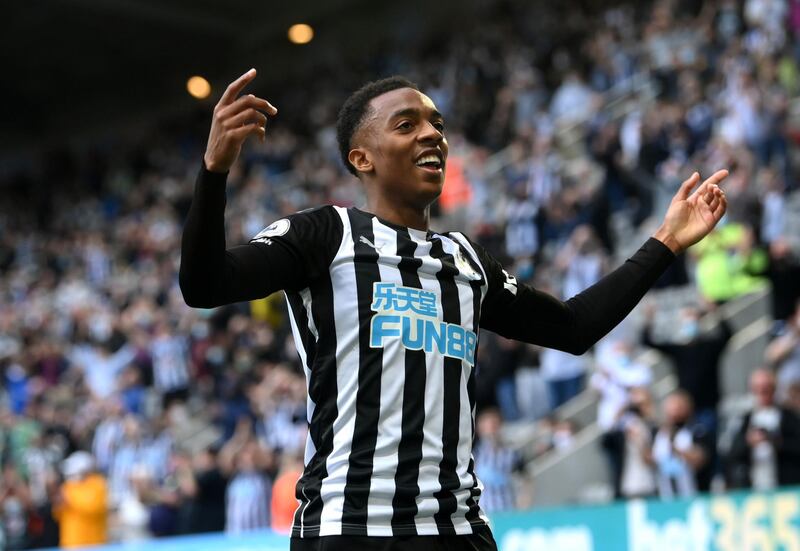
{"left": 479, "top": 171, "right": 729, "bottom": 354}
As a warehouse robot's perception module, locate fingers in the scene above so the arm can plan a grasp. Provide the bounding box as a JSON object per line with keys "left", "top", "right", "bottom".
{"left": 225, "top": 108, "right": 268, "bottom": 131}
{"left": 205, "top": 70, "right": 278, "bottom": 171}
{"left": 706, "top": 190, "right": 721, "bottom": 212}
{"left": 215, "top": 94, "right": 278, "bottom": 121}
{"left": 229, "top": 123, "right": 266, "bottom": 142}
{"left": 691, "top": 169, "right": 729, "bottom": 198}
{"left": 712, "top": 188, "right": 728, "bottom": 220}
{"left": 219, "top": 94, "right": 277, "bottom": 118}
{"left": 702, "top": 169, "right": 730, "bottom": 189}
{"left": 677, "top": 169, "right": 729, "bottom": 202}
{"left": 219, "top": 68, "right": 257, "bottom": 106}
{"left": 675, "top": 172, "right": 701, "bottom": 201}
{"left": 699, "top": 182, "right": 727, "bottom": 221}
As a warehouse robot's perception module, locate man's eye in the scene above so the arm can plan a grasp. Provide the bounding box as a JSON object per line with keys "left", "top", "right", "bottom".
{"left": 398, "top": 121, "right": 413, "bottom": 130}
{"left": 433, "top": 122, "right": 445, "bottom": 132}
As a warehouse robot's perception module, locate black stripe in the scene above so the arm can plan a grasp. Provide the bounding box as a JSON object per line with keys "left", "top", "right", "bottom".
{"left": 429, "top": 238, "right": 462, "bottom": 534}
{"left": 340, "top": 209, "right": 384, "bottom": 534}
{"left": 390, "top": 229, "right": 426, "bottom": 533}
{"left": 291, "top": 273, "right": 339, "bottom": 537}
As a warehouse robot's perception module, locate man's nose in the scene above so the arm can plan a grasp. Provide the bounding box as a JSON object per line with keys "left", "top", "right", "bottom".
{"left": 418, "top": 121, "right": 444, "bottom": 142}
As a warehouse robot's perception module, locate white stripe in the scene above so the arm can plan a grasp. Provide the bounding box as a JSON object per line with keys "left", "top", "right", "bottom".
{"left": 365, "top": 218, "right": 406, "bottom": 536}
{"left": 406, "top": 230, "right": 445, "bottom": 535}
{"left": 284, "top": 294, "right": 317, "bottom": 462}
{"left": 318, "top": 206, "right": 360, "bottom": 535}
{"left": 284, "top": 294, "right": 313, "bottom": 537}
{"left": 302, "top": 287, "right": 320, "bottom": 341}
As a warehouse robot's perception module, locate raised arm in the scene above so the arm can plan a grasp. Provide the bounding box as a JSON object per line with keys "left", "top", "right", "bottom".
{"left": 179, "top": 70, "right": 299, "bottom": 308}
{"left": 479, "top": 170, "right": 729, "bottom": 354}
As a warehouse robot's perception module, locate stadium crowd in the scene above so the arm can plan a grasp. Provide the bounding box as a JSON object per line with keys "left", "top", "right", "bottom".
{"left": 3, "top": 0, "right": 800, "bottom": 547}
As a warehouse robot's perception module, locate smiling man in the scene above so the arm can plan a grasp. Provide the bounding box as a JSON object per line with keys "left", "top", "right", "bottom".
{"left": 179, "top": 69, "right": 728, "bottom": 551}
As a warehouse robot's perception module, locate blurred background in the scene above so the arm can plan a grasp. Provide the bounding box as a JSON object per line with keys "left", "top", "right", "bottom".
{"left": 3, "top": 0, "right": 800, "bottom": 549}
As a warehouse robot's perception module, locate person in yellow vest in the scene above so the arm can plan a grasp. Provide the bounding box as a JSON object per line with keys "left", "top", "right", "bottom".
{"left": 54, "top": 451, "right": 109, "bottom": 548}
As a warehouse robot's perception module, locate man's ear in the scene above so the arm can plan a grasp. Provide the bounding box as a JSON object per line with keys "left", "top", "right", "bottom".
{"left": 348, "top": 148, "right": 373, "bottom": 175}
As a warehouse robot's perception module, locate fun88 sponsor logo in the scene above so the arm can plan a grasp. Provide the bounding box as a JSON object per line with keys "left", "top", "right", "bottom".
{"left": 369, "top": 282, "right": 477, "bottom": 366}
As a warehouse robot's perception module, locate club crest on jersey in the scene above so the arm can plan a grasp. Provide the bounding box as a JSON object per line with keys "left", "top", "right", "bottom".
{"left": 369, "top": 282, "right": 477, "bottom": 366}
{"left": 253, "top": 219, "right": 290, "bottom": 241}
{"left": 439, "top": 236, "right": 481, "bottom": 281}
{"left": 454, "top": 249, "right": 481, "bottom": 280}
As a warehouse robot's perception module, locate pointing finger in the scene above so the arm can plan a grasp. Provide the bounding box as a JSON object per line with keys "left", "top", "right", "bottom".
{"left": 219, "top": 68, "right": 257, "bottom": 106}
{"left": 697, "top": 170, "right": 729, "bottom": 193}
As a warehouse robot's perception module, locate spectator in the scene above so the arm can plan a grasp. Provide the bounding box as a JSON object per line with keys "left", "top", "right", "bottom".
{"left": 219, "top": 418, "right": 274, "bottom": 534}
{"left": 54, "top": 451, "right": 109, "bottom": 548}
{"left": 108, "top": 415, "right": 170, "bottom": 511}
{"left": 784, "top": 380, "right": 800, "bottom": 414}
{"left": 619, "top": 387, "right": 658, "bottom": 499}
{"left": 726, "top": 369, "right": 800, "bottom": 490}
{"left": 271, "top": 453, "right": 303, "bottom": 534}
{"left": 642, "top": 304, "right": 732, "bottom": 440}
{"left": 592, "top": 340, "right": 653, "bottom": 497}
{"left": 473, "top": 408, "right": 525, "bottom": 513}
{"left": 551, "top": 418, "right": 577, "bottom": 452}
{"left": 652, "top": 390, "right": 712, "bottom": 499}
{"left": 766, "top": 303, "right": 800, "bottom": 401}
{"left": 763, "top": 239, "right": 800, "bottom": 325}
{"left": 539, "top": 347, "right": 589, "bottom": 410}
{"left": 92, "top": 399, "right": 125, "bottom": 474}
{"left": 0, "top": 463, "right": 33, "bottom": 550}
{"left": 175, "top": 446, "right": 227, "bottom": 535}
{"left": 149, "top": 318, "right": 191, "bottom": 408}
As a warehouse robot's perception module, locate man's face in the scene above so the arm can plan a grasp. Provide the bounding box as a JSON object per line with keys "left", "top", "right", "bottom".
{"left": 351, "top": 87, "right": 448, "bottom": 209}
{"left": 664, "top": 395, "right": 690, "bottom": 426}
{"left": 751, "top": 372, "right": 776, "bottom": 407}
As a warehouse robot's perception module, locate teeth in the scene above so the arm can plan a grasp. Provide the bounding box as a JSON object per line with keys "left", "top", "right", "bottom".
{"left": 416, "top": 155, "right": 441, "bottom": 167}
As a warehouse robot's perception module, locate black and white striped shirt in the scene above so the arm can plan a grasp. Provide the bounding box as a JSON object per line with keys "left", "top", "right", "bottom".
{"left": 179, "top": 167, "right": 676, "bottom": 539}
{"left": 254, "top": 206, "right": 493, "bottom": 537}
{"left": 226, "top": 471, "right": 272, "bottom": 534}
{"left": 472, "top": 439, "right": 522, "bottom": 513}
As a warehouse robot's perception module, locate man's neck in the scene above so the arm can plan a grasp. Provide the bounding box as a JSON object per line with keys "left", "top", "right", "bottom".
{"left": 364, "top": 197, "right": 430, "bottom": 231}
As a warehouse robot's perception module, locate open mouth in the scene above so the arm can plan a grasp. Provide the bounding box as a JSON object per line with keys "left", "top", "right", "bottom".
{"left": 415, "top": 154, "right": 444, "bottom": 173}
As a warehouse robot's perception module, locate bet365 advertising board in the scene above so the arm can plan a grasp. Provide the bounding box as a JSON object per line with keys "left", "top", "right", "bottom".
{"left": 492, "top": 487, "right": 800, "bottom": 551}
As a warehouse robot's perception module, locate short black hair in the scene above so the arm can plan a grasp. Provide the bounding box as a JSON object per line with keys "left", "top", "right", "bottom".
{"left": 336, "top": 76, "right": 419, "bottom": 177}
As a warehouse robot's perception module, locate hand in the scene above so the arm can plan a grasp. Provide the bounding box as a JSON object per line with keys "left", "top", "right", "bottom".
{"left": 653, "top": 170, "right": 729, "bottom": 254}
{"left": 203, "top": 68, "right": 278, "bottom": 173}
{"left": 746, "top": 428, "right": 767, "bottom": 447}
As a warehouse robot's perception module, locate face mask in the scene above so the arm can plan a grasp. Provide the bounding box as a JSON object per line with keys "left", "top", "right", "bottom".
{"left": 553, "top": 431, "right": 573, "bottom": 450}
{"left": 677, "top": 320, "right": 699, "bottom": 342}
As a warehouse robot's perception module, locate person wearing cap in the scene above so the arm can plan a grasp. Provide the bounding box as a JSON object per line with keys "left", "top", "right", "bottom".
{"left": 53, "top": 451, "right": 109, "bottom": 548}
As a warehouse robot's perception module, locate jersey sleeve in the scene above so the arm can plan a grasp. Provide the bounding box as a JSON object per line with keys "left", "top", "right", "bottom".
{"left": 471, "top": 237, "right": 675, "bottom": 354}
{"left": 248, "top": 206, "right": 342, "bottom": 291}
{"left": 179, "top": 165, "right": 342, "bottom": 308}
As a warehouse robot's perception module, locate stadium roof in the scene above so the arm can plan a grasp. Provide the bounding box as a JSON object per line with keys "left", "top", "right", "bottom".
{"left": 2, "top": 0, "right": 486, "bottom": 154}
